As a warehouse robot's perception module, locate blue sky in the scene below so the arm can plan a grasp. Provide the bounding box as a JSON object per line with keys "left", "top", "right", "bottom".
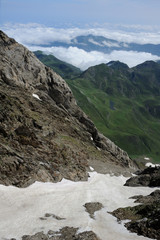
{"left": 1, "top": 0, "right": 160, "bottom": 27}
{"left": 1, "top": 0, "right": 160, "bottom": 70}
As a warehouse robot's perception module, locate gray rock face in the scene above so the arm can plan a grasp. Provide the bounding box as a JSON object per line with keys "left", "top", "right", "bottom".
{"left": 0, "top": 30, "right": 137, "bottom": 187}
{"left": 0, "top": 30, "right": 75, "bottom": 108}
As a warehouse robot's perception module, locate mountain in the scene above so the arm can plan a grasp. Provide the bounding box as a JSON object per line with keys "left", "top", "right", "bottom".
{"left": 32, "top": 34, "right": 160, "bottom": 57}
{"left": 35, "top": 51, "right": 160, "bottom": 162}
{"left": 1, "top": 30, "right": 160, "bottom": 240}
{"left": 70, "top": 61, "right": 160, "bottom": 162}
{"left": 34, "top": 50, "right": 82, "bottom": 79}
{"left": 0, "top": 30, "right": 136, "bottom": 187}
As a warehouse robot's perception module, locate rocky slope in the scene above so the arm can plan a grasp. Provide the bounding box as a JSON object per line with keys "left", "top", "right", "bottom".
{"left": 125, "top": 166, "right": 160, "bottom": 187}
{"left": 111, "top": 168, "right": 160, "bottom": 240}
{"left": 0, "top": 30, "right": 136, "bottom": 187}
{"left": 111, "top": 189, "right": 160, "bottom": 240}
{"left": 20, "top": 227, "right": 100, "bottom": 240}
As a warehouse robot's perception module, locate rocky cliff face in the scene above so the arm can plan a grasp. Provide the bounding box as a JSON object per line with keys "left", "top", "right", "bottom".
{"left": 111, "top": 170, "right": 160, "bottom": 240}
{"left": 0, "top": 30, "right": 137, "bottom": 187}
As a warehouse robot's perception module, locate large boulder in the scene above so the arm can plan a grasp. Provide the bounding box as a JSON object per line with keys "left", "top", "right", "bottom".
{"left": 124, "top": 166, "right": 160, "bottom": 187}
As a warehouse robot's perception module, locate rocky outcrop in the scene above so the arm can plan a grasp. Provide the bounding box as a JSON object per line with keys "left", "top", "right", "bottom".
{"left": 0, "top": 30, "right": 137, "bottom": 187}
{"left": 12, "top": 227, "right": 100, "bottom": 240}
{"left": 84, "top": 202, "right": 103, "bottom": 219}
{"left": 111, "top": 190, "right": 160, "bottom": 240}
{"left": 124, "top": 166, "right": 160, "bottom": 187}
{"left": 111, "top": 169, "right": 160, "bottom": 240}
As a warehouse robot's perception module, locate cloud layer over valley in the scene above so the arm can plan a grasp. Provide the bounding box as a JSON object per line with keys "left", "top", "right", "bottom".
{"left": 2, "top": 23, "right": 160, "bottom": 70}
{"left": 29, "top": 45, "right": 160, "bottom": 70}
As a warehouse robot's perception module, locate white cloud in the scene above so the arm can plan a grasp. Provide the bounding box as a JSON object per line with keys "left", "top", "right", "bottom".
{"left": 102, "top": 40, "right": 120, "bottom": 48}
{"left": 1, "top": 23, "right": 160, "bottom": 70}
{"left": 30, "top": 45, "right": 160, "bottom": 70}
{"left": 2, "top": 23, "right": 160, "bottom": 46}
{"left": 1, "top": 23, "right": 87, "bottom": 45}
{"left": 88, "top": 38, "right": 104, "bottom": 46}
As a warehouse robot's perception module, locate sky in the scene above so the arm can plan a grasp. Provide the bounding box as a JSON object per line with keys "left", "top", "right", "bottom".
{"left": 1, "top": 0, "right": 160, "bottom": 69}
{"left": 1, "top": 0, "right": 160, "bottom": 27}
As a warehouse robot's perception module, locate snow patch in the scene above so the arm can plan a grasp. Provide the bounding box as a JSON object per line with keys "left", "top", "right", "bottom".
{"left": 96, "top": 147, "right": 101, "bottom": 151}
{"left": 107, "top": 63, "right": 113, "bottom": 67}
{"left": 89, "top": 166, "right": 94, "bottom": 171}
{"left": 145, "top": 162, "right": 160, "bottom": 167}
{"left": 32, "top": 93, "right": 41, "bottom": 101}
{"left": 0, "top": 172, "right": 156, "bottom": 240}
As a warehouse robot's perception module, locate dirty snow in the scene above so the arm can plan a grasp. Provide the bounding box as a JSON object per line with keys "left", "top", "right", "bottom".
{"left": 0, "top": 172, "right": 157, "bottom": 240}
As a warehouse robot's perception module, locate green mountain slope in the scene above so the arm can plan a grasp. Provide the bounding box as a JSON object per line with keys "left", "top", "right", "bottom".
{"left": 69, "top": 61, "right": 160, "bottom": 162}
{"left": 35, "top": 52, "right": 160, "bottom": 162}
{"left": 34, "top": 51, "right": 81, "bottom": 79}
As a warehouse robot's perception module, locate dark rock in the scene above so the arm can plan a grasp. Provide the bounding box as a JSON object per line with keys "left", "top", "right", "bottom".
{"left": 125, "top": 166, "right": 160, "bottom": 187}
{"left": 20, "top": 227, "right": 100, "bottom": 240}
{"left": 111, "top": 190, "right": 160, "bottom": 240}
{"left": 131, "top": 189, "right": 160, "bottom": 204}
{"left": 0, "top": 125, "right": 8, "bottom": 137}
{"left": 43, "top": 213, "right": 65, "bottom": 220}
{"left": 22, "top": 232, "right": 48, "bottom": 240}
{"left": 84, "top": 202, "right": 103, "bottom": 219}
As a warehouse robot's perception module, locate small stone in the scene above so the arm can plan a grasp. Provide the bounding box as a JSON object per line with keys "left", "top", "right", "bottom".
{"left": 39, "top": 217, "right": 47, "bottom": 220}
{"left": 45, "top": 213, "right": 52, "bottom": 217}
{"left": 84, "top": 202, "right": 103, "bottom": 219}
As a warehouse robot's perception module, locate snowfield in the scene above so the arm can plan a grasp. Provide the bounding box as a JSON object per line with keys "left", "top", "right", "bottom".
{"left": 0, "top": 171, "right": 156, "bottom": 240}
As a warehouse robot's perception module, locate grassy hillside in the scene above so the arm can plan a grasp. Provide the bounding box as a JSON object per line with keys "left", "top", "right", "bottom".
{"left": 35, "top": 52, "right": 160, "bottom": 163}
{"left": 67, "top": 61, "right": 160, "bottom": 162}
{"left": 34, "top": 51, "right": 81, "bottom": 79}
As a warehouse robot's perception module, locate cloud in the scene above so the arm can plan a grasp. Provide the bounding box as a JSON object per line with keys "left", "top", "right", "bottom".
{"left": 2, "top": 23, "right": 160, "bottom": 46}
{"left": 102, "top": 40, "right": 121, "bottom": 48}
{"left": 29, "top": 45, "right": 160, "bottom": 70}
{"left": 88, "top": 38, "right": 104, "bottom": 46}
{"left": 1, "top": 23, "right": 160, "bottom": 70}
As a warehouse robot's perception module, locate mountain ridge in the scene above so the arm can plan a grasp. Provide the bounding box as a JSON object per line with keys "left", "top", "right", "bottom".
{"left": 30, "top": 34, "right": 160, "bottom": 57}
{"left": 34, "top": 51, "right": 160, "bottom": 162}
{"left": 34, "top": 50, "right": 82, "bottom": 79}
{"left": 0, "top": 30, "right": 136, "bottom": 187}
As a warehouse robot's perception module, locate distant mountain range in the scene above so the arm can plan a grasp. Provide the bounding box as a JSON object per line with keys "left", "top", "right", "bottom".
{"left": 34, "top": 50, "right": 160, "bottom": 162}
{"left": 33, "top": 34, "right": 160, "bottom": 56}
